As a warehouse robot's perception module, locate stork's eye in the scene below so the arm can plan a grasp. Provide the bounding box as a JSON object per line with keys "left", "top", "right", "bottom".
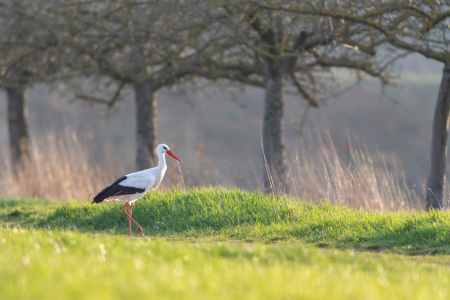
{"left": 163, "top": 146, "right": 167, "bottom": 150}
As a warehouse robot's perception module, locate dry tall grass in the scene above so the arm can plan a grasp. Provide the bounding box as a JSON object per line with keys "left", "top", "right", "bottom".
{"left": 0, "top": 130, "right": 218, "bottom": 201}
{"left": 0, "top": 128, "right": 424, "bottom": 210}
{"left": 285, "top": 132, "right": 422, "bottom": 210}
{"left": 0, "top": 129, "right": 122, "bottom": 201}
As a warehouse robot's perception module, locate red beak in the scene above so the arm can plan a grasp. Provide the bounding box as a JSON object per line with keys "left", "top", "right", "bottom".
{"left": 166, "top": 150, "right": 182, "bottom": 162}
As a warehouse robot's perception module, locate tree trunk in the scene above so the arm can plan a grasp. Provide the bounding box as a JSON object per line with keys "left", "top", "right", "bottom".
{"left": 425, "top": 64, "right": 450, "bottom": 210}
{"left": 262, "top": 63, "right": 289, "bottom": 194}
{"left": 6, "top": 85, "right": 30, "bottom": 169}
{"left": 134, "top": 80, "right": 158, "bottom": 171}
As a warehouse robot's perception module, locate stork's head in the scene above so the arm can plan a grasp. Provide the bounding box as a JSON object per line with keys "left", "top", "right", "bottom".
{"left": 157, "top": 144, "right": 182, "bottom": 162}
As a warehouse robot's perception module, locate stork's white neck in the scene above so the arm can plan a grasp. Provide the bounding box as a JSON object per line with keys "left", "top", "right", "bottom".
{"left": 155, "top": 149, "right": 167, "bottom": 171}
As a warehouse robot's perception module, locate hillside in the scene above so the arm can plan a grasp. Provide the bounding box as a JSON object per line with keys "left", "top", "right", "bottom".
{"left": 2, "top": 188, "right": 450, "bottom": 254}
{"left": 1, "top": 188, "right": 450, "bottom": 299}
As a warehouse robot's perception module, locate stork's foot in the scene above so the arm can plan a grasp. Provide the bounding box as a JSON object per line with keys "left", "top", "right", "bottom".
{"left": 136, "top": 225, "right": 144, "bottom": 236}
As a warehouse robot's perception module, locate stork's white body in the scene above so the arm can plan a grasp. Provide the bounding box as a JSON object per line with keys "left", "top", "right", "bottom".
{"left": 104, "top": 152, "right": 168, "bottom": 203}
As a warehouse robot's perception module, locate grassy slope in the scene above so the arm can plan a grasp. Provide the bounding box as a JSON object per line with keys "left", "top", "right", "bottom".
{"left": 2, "top": 188, "right": 450, "bottom": 254}
{"left": 1, "top": 188, "right": 450, "bottom": 300}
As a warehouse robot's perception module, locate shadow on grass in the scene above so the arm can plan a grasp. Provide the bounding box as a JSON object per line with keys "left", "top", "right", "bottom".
{"left": 39, "top": 201, "right": 450, "bottom": 254}
{"left": 37, "top": 193, "right": 296, "bottom": 235}
{"left": 284, "top": 211, "right": 450, "bottom": 254}
{"left": 17, "top": 188, "right": 292, "bottom": 235}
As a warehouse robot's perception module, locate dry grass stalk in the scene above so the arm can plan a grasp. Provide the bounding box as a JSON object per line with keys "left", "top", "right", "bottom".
{"left": 285, "top": 132, "right": 422, "bottom": 211}
{"left": 0, "top": 129, "right": 122, "bottom": 201}
{"left": 163, "top": 142, "right": 215, "bottom": 190}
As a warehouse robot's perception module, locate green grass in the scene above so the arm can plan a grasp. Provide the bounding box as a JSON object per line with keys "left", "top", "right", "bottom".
{"left": 2, "top": 229, "right": 450, "bottom": 300}
{"left": 2, "top": 188, "right": 450, "bottom": 254}
{"left": 1, "top": 188, "right": 450, "bottom": 299}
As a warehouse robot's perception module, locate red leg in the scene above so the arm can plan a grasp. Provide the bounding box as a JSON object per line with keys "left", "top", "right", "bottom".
{"left": 121, "top": 202, "right": 144, "bottom": 237}
{"left": 129, "top": 203, "right": 135, "bottom": 236}
{"left": 128, "top": 203, "right": 133, "bottom": 237}
{"left": 121, "top": 202, "right": 132, "bottom": 237}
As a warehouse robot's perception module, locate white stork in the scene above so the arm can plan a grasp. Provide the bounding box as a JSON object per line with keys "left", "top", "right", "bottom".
{"left": 92, "top": 144, "right": 182, "bottom": 237}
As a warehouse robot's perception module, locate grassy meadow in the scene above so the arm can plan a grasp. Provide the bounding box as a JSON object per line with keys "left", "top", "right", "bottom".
{"left": 1, "top": 188, "right": 450, "bottom": 299}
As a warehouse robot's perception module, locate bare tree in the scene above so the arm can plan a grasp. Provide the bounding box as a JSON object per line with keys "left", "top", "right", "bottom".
{"left": 0, "top": 0, "right": 68, "bottom": 169}
{"left": 255, "top": 0, "right": 450, "bottom": 208}
{"left": 57, "top": 0, "right": 226, "bottom": 170}
{"left": 192, "top": 1, "right": 392, "bottom": 193}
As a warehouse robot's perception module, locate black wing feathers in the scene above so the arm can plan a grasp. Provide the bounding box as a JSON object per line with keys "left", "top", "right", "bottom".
{"left": 92, "top": 176, "right": 145, "bottom": 204}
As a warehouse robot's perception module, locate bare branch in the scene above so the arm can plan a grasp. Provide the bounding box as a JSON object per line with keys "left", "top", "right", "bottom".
{"left": 251, "top": 1, "right": 449, "bottom": 62}
{"left": 74, "top": 81, "right": 126, "bottom": 107}
{"left": 290, "top": 73, "right": 320, "bottom": 107}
